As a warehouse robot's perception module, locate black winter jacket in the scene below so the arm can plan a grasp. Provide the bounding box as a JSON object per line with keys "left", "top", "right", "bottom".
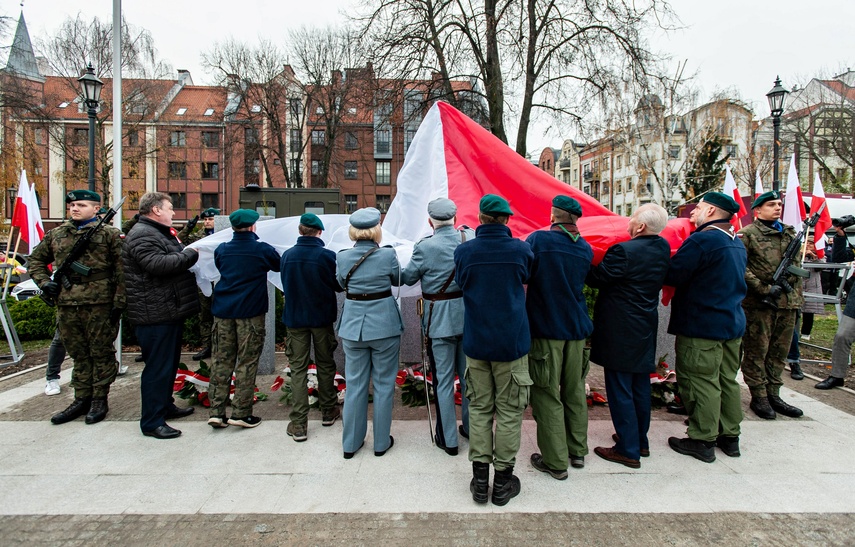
{"left": 123, "top": 216, "right": 200, "bottom": 326}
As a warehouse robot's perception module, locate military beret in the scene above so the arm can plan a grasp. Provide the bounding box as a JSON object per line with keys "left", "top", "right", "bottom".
{"left": 350, "top": 207, "right": 381, "bottom": 229}
{"left": 479, "top": 194, "right": 514, "bottom": 216}
{"left": 229, "top": 208, "right": 259, "bottom": 228}
{"left": 66, "top": 189, "right": 101, "bottom": 203}
{"left": 701, "top": 191, "right": 741, "bottom": 215}
{"left": 427, "top": 198, "right": 457, "bottom": 221}
{"left": 200, "top": 207, "right": 220, "bottom": 218}
{"left": 300, "top": 212, "right": 325, "bottom": 231}
{"left": 552, "top": 195, "right": 583, "bottom": 217}
{"left": 751, "top": 190, "right": 782, "bottom": 209}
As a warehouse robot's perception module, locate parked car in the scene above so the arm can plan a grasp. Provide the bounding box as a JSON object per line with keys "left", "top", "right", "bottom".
{"left": 10, "top": 278, "right": 40, "bottom": 301}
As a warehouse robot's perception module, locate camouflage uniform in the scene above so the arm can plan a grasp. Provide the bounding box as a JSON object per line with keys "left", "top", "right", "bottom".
{"left": 178, "top": 224, "right": 214, "bottom": 351}
{"left": 209, "top": 315, "right": 266, "bottom": 418}
{"left": 28, "top": 220, "right": 125, "bottom": 399}
{"left": 739, "top": 219, "right": 803, "bottom": 398}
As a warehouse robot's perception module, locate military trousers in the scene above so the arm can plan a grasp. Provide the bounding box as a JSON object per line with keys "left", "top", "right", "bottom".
{"left": 198, "top": 290, "right": 213, "bottom": 348}
{"left": 57, "top": 304, "right": 119, "bottom": 399}
{"left": 528, "top": 338, "right": 588, "bottom": 470}
{"left": 341, "top": 336, "right": 400, "bottom": 454}
{"left": 285, "top": 325, "right": 339, "bottom": 425}
{"left": 675, "top": 335, "right": 742, "bottom": 442}
{"left": 465, "top": 354, "right": 532, "bottom": 472}
{"left": 742, "top": 305, "right": 797, "bottom": 397}
{"left": 209, "top": 315, "right": 266, "bottom": 419}
{"left": 429, "top": 335, "right": 468, "bottom": 449}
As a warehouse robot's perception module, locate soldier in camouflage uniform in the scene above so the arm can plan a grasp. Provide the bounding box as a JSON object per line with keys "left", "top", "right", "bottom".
{"left": 207, "top": 209, "right": 280, "bottom": 429}
{"left": 28, "top": 189, "right": 125, "bottom": 426}
{"left": 739, "top": 191, "right": 805, "bottom": 420}
{"left": 178, "top": 207, "right": 219, "bottom": 361}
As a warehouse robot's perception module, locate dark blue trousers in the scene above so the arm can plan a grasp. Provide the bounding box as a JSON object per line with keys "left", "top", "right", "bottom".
{"left": 137, "top": 322, "right": 184, "bottom": 433}
{"left": 604, "top": 368, "right": 651, "bottom": 461}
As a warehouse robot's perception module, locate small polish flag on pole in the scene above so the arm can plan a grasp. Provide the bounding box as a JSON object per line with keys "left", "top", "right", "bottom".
{"left": 723, "top": 164, "right": 748, "bottom": 229}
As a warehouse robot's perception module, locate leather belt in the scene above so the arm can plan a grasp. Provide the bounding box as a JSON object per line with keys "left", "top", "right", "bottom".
{"left": 423, "top": 291, "right": 463, "bottom": 301}
{"left": 346, "top": 289, "right": 393, "bottom": 301}
{"left": 67, "top": 271, "right": 112, "bottom": 284}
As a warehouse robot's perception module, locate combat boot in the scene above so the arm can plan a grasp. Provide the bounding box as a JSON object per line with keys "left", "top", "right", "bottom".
{"left": 749, "top": 396, "right": 776, "bottom": 420}
{"left": 192, "top": 347, "right": 211, "bottom": 361}
{"left": 470, "top": 462, "right": 490, "bottom": 504}
{"left": 768, "top": 394, "right": 803, "bottom": 418}
{"left": 51, "top": 397, "right": 91, "bottom": 425}
{"left": 789, "top": 363, "right": 804, "bottom": 380}
{"left": 491, "top": 466, "right": 521, "bottom": 506}
{"left": 85, "top": 398, "right": 109, "bottom": 424}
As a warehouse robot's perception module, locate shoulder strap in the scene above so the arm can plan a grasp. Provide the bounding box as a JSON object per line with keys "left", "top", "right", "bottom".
{"left": 344, "top": 246, "right": 380, "bottom": 292}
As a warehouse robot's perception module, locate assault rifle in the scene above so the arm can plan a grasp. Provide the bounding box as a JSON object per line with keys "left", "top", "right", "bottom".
{"left": 40, "top": 196, "right": 126, "bottom": 307}
{"left": 762, "top": 201, "right": 826, "bottom": 309}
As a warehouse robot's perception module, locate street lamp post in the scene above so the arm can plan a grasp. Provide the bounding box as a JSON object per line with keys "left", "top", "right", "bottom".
{"left": 766, "top": 76, "right": 789, "bottom": 192}
{"left": 77, "top": 64, "right": 104, "bottom": 193}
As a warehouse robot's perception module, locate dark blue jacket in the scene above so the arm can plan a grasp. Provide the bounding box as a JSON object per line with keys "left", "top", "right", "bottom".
{"left": 832, "top": 234, "right": 855, "bottom": 319}
{"left": 454, "top": 223, "right": 534, "bottom": 361}
{"left": 664, "top": 221, "right": 747, "bottom": 340}
{"left": 212, "top": 231, "right": 281, "bottom": 319}
{"left": 525, "top": 227, "right": 593, "bottom": 340}
{"left": 280, "top": 236, "right": 342, "bottom": 328}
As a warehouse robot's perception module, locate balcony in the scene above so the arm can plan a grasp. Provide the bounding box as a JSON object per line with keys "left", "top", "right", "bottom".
{"left": 559, "top": 158, "right": 573, "bottom": 169}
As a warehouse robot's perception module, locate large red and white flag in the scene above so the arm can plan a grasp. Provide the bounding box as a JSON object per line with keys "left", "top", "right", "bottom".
{"left": 810, "top": 173, "right": 832, "bottom": 258}
{"left": 755, "top": 171, "right": 764, "bottom": 198}
{"left": 782, "top": 155, "right": 806, "bottom": 228}
{"left": 10, "top": 171, "right": 45, "bottom": 253}
{"left": 723, "top": 164, "right": 748, "bottom": 229}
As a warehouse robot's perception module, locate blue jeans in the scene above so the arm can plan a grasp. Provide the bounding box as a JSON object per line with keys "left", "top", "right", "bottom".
{"left": 45, "top": 329, "right": 66, "bottom": 381}
{"left": 787, "top": 311, "right": 801, "bottom": 363}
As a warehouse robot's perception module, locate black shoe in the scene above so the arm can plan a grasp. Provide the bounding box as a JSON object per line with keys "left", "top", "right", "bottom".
{"left": 750, "top": 396, "right": 776, "bottom": 420}
{"left": 668, "top": 437, "right": 716, "bottom": 463}
{"left": 789, "top": 363, "right": 805, "bottom": 380}
{"left": 166, "top": 405, "right": 195, "bottom": 419}
{"left": 491, "top": 467, "right": 521, "bottom": 506}
{"left": 530, "top": 453, "right": 568, "bottom": 480}
{"left": 192, "top": 347, "right": 211, "bottom": 361}
{"left": 666, "top": 402, "right": 688, "bottom": 415}
{"left": 458, "top": 425, "right": 469, "bottom": 439}
{"left": 229, "top": 415, "right": 262, "bottom": 428}
{"left": 815, "top": 376, "right": 844, "bottom": 390}
{"left": 375, "top": 436, "right": 394, "bottom": 457}
{"left": 51, "top": 397, "right": 92, "bottom": 425}
{"left": 716, "top": 435, "right": 740, "bottom": 457}
{"left": 143, "top": 424, "right": 182, "bottom": 439}
{"left": 768, "top": 394, "right": 803, "bottom": 418}
{"left": 134, "top": 355, "right": 145, "bottom": 362}
{"left": 570, "top": 456, "right": 585, "bottom": 469}
{"left": 470, "top": 462, "right": 490, "bottom": 504}
{"left": 344, "top": 441, "right": 364, "bottom": 460}
{"left": 434, "top": 435, "right": 458, "bottom": 456}
{"left": 84, "top": 398, "right": 108, "bottom": 425}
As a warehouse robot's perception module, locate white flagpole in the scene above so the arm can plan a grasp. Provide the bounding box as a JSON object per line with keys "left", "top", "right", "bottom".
{"left": 113, "top": 0, "right": 125, "bottom": 373}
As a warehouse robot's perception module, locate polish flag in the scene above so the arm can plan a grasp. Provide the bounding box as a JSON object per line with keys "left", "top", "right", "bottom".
{"left": 782, "top": 156, "right": 806, "bottom": 228}
{"left": 10, "top": 171, "right": 45, "bottom": 253}
{"left": 755, "top": 172, "right": 764, "bottom": 199}
{"left": 723, "top": 164, "right": 748, "bottom": 229}
{"left": 810, "top": 173, "right": 832, "bottom": 258}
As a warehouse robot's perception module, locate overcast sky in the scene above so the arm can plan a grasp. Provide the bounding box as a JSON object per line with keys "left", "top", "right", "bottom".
{"left": 8, "top": 0, "right": 855, "bottom": 152}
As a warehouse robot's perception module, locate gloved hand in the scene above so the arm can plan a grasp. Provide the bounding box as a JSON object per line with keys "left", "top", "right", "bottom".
{"left": 41, "top": 281, "right": 60, "bottom": 299}
{"left": 186, "top": 215, "right": 200, "bottom": 231}
{"left": 110, "top": 307, "right": 124, "bottom": 325}
{"left": 767, "top": 284, "right": 783, "bottom": 299}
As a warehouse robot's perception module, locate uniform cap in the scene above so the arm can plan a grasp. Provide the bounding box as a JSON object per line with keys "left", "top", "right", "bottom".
{"left": 229, "top": 208, "right": 259, "bottom": 228}
{"left": 479, "top": 194, "right": 514, "bottom": 216}
{"left": 66, "top": 189, "right": 101, "bottom": 203}
{"left": 552, "top": 195, "right": 583, "bottom": 217}
{"left": 701, "top": 191, "right": 741, "bottom": 214}
{"left": 427, "top": 198, "right": 457, "bottom": 221}
{"left": 350, "top": 207, "right": 381, "bottom": 229}
{"left": 200, "top": 207, "right": 220, "bottom": 218}
{"left": 751, "top": 190, "right": 781, "bottom": 209}
{"left": 300, "top": 212, "right": 325, "bottom": 231}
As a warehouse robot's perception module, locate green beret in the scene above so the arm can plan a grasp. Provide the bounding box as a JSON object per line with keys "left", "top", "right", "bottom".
{"left": 200, "top": 207, "right": 220, "bottom": 218}
{"left": 66, "top": 189, "right": 101, "bottom": 203}
{"left": 350, "top": 207, "right": 381, "bottom": 229}
{"left": 552, "top": 195, "right": 582, "bottom": 217}
{"left": 751, "top": 190, "right": 782, "bottom": 209}
{"left": 427, "top": 198, "right": 457, "bottom": 221}
{"left": 701, "top": 191, "right": 741, "bottom": 215}
{"left": 229, "top": 208, "right": 259, "bottom": 228}
{"left": 300, "top": 212, "right": 324, "bottom": 231}
{"left": 479, "top": 194, "right": 514, "bottom": 216}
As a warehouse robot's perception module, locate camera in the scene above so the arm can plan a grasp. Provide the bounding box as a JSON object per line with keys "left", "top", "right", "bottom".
{"left": 832, "top": 215, "right": 855, "bottom": 229}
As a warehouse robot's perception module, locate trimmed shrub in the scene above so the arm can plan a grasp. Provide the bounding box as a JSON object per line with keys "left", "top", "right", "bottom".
{"left": 7, "top": 297, "right": 55, "bottom": 340}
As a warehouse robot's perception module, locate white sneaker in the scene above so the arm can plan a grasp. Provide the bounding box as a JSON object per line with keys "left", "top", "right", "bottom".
{"left": 800, "top": 334, "right": 811, "bottom": 341}
{"left": 117, "top": 364, "right": 129, "bottom": 375}
{"left": 44, "top": 380, "right": 61, "bottom": 396}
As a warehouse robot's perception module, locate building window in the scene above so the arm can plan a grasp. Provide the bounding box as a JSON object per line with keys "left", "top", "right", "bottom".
{"left": 668, "top": 145, "right": 680, "bottom": 159}
{"left": 290, "top": 129, "right": 302, "bottom": 152}
{"left": 725, "top": 144, "right": 738, "bottom": 158}
{"left": 168, "top": 161, "right": 187, "bottom": 179}
{"left": 375, "top": 130, "right": 391, "bottom": 154}
{"left": 245, "top": 158, "right": 260, "bottom": 184}
{"left": 74, "top": 128, "right": 88, "bottom": 145}
{"left": 202, "top": 131, "right": 219, "bottom": 147}
{"left": 34, "top": 128, "right": 45, "bottom": 145}
{"left": 344, "top": 161, "right": 357, "bottom": 179}
{"left": 127, "top": 130, "right": 139, "bottom": 147}
{"left": 345, "top": 194, "right": 358, "bottom": 213}
{"left": 128, "top": 160, "right": 139, "bottom": 178}
{"left": 316, "top": 106, "right": 324, "bottom": 115}
{"left": 33, "top": 163, "right": 43, "bottom": 176}
{"left": 169, "top": 192, "right": 187, "bottom": 209}
{"left": 311, "top": 160, "right": 322, "bottom": 176}
{"left": 404, "top": 129, "right": 417, "bottom": 154}
{"left": 616, "top": 179, "right": 622, "bottom": 194}
{"left": 626, "top": 203, "right": 633, "bottom": 216}
{"left": 245, "top": 127, "right": 259, "bottom": 145}
{"left": 289, "top": 98, "right": 303, "bottom": 117}
{"left": 202, "top": 162, "right": 219, "bottom": 179}
{"left": 616, "top": 205, "right": 622, "bottom": 216}
{"left": 289, "top": 159, "right": 302, "bottom": 181}
{"left": 376, "top": 161, "right": 391, "bottom": 185}
{"left": 615, "top": 155, "right": 622, "bottom": 169}
{"left": 376, "top": 195, "right": 391, "bottom": 213}
{"left": 170, "top": 131, "right": 186, "bottom": 147}
{"left": 345, "top": 132, "right": 358, "bottom": 150}
{"left": 201, "top": 193, "right": 219, "bottom": 209}
{"left": 311, "top": 130, "right": 325, "bottom": 145}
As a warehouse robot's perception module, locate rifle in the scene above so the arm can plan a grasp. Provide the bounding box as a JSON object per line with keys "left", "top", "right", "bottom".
{"left": 762, "top": 201, "right": 826, "bottom": 309}
{"left": 40, "top": 196, "right": 126, "bottom": 307}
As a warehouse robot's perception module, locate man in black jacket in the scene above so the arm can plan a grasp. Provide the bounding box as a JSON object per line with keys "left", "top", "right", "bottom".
{"left": 123, "top": 192, "right": 200, "bottom": 439}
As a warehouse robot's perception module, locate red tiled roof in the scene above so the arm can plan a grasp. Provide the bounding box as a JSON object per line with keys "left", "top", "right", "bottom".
{"left": 160, "top": 86, "right": 228, "bottom": 122}
{"left": 40, "top": 76, "right": 175, "bottom": 121}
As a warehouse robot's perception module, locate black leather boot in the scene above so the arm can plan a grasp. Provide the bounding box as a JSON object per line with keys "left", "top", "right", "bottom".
{"left": 51, "top": 397, "right": 92, "bottom": 425}
{"left": 85, "top": 398, "right": 109, "bottom": 424}
{"left": 491, "top": 466, "right": 521, "bottom": 506}
{"left": 470, "top": 462, "right": 490, "bottom": 504}
{"left": 789, "top": 363, "right": 804, "bottom": 380}
{"left": 749, "top": 396, "right": 776, "bottom": 420}
{"left": 192, "top": 347, "right": 211, "bottom": 361}
{"left": 768, "top": 394, "right": 803, "bottom": 418}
